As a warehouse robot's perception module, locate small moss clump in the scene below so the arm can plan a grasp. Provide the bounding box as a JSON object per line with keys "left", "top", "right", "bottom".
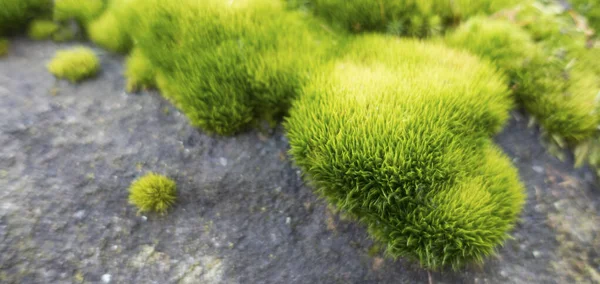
{"left": 126, "top": 0, "right": 337, "bottom": 135}
{"left": 125, "top": 48, "right": 156, "bottom": 92}
{"left": 27, "top": 19, "right": 60, "bottom": 40}
{"left": 306, "top": 0, "right": 526, "bottom": 36}
{"left": 286, "top": 35, "right": 525, "bottom": 269}
{"left": 128, "top": 173, "right": 177, "bottom": 214}
{"left": 0, "top": 0, "right": 53, "bottom": 36}
{"left": 47, "top": 47, "right": 100, "bottom": 83}
{"left": 0, "top": 39, "right": 8, "bottom": 56}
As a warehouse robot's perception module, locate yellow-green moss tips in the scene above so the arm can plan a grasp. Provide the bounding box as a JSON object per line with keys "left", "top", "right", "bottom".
{"left": 285, "top": 35, "right": 525, "bottom": 269}
{"left": 128, "top": 173, "right": 177, "bottom": 214}
{"left": 47, "top": 47, "right": 100, "bottom": 83}
{"left": 53, "top": 0, "right": 106, "bottom": 29}
{"left": 0, "top": 39, "right": 8, "bottom": 56}
{"left": 126, "top": 0, "right": 337, "bottom": 135}
{"left": 88, "top": 0, "right": 133, "bottom": 53}
{"left": 27, "top": 20, "right": 59, "bottom": 40}
{"left": 125, "top": 49, "right": 156, "bottom": 92}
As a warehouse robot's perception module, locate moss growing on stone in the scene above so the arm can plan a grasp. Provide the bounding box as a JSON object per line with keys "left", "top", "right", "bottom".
{"left": 126, "top": 0, "right": 337, "bottom": 135}
{"left": 0, "top": 39, "right": 8, "bottom": 56}
{"left": 128, "top": 173, "right": 177, "bottom": 214}
{"left": 53, "top": 0, "right": 105, "bottom": 29}
{"left": 0, "top": 0, "right": 53, "bottom": 36}
{"left": 306, "top": 0, "right": 526, "bottom": 36}
{"left": 47, "top": 47, "right": 100, "bottom": 83}
{"left": 27, "top": 19, "right": 59, "bottom": 40}
{"left": 286, "top": 35, "right": 525, "bottom": 269}
{"left": 446, "top": 16, "right": 600, "bottom": 142}
{"left": 125, "top": 48, "right": 156, "bottom": 92}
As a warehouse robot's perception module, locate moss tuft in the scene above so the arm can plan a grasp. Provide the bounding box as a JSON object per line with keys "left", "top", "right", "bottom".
{"left": 571, "top": 0, "right": 600, "bottom": 33}
{"left": 128, "top": 173, "right": 177, "bottom": 214}
{"left": 0, "top": 0, "right": 53, "bottom": 36}
{"left": 126, "top": 0, "right": 337, "bottom": 135}
{"left": 47, "top": 47, "right": 100, "bottom": 83}
{"left": 53, "top": 0, "right": 106, "bottom": 29}
{"left": 0, "top": 39, "right": 8, "bottom": 56}
{"left": 305, "top": 0, "right": 525, "bottom": 36}
{"left": 286, "top": 35, "right": 525, "bottom": 269}
{"left": 125, "top": 48, "right": 156, "bottom": 92}
{"left": 88, "top": 0, "right": 133, "bottom": 53}
{"left": 27, "top": 19, "right": 59, "bottom": 40}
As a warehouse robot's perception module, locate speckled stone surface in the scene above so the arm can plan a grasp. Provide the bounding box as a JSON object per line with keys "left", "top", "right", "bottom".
{"left": 1, "top": 38, "right": 599, "bottom": 284}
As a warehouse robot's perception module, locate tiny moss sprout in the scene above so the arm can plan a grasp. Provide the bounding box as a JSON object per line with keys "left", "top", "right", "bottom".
{"left": 128, "top": 173, "right": 177, "bottom": 214}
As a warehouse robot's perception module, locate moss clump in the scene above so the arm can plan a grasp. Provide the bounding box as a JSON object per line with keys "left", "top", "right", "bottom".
{"left": 306, "top": 0, "right": 526, "bottom": 36}
{"left": 47, "top": 47, "right": 100, "bottom": 83}
{"left": 126, "top": 0, "right": 336, "bottom": 135}
{"left": 286, "top": 35, "right": 525, "bottom": 269}
{"left": 125, "top": 48, "right": 156, "bottom": 92}
{"left": 0, "top": 39, "right": 8, "bottom": 56}
{"left": 53, "top": 0, "right": 106, "bottom": 29}
{"left": 88, "top": 0, "right": 133, "bottom": 53}
{"left": 27, "top": 19, "right": 59, "bottom": 40}
{"left": 128, "top": 173, "right": 177, "bottom": 214}
{"left": 0, "top": 0, "right": 53, "bottom": 36}
{"left": 446, "top": 16, "right": 600, "bottom": 142}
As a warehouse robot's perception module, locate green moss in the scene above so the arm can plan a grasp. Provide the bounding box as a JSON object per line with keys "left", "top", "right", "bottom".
{"left": 0, "top": 39, "right": 8, "bottom": 56}
{"left": 27, "top": 19, "right": 59, "bottom": 40}
{"left": 446, "top": 16, "right": 600, "bottom": 142}
{"left": 52, "top": 25, "right": 77, "bottom": 42}
{"left": 125, "top": 48, "right": 156, "bottom": 92}
{"left": 127, "top": 0, "right": 337, "bottom": 135}
{"left": 88, "top": 0, "right": 133, "bottom": 53}
{"left": 47, "top": 47, "right": 100, "bottom": 83}
{"left": 128, "top": 173, "right": 177, "bottom": 214}
{"left": 306, "top": 0, "right": 526, "bottom": 36}
{"left": 53, "top": 0, "right": 106, "bottom": 29}
{"left": 285, "top": 35, "right": 525, "bottom": 269}
{"left": 571, "top": 0, "right": 600, "bottom": 33}
{"left": 0, "top": 0, "right": 53, "bottom": 36}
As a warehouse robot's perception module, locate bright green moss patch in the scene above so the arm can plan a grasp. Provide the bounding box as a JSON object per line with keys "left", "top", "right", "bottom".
{"left": 0, "top": 39, "right": 8, "bottom": 56}
{"left": 47, "top": 47, "right": 100, "bottom": 83}
{"left": 0, "top": 0, "right": 53, "bottom": 36}
{"left": 125, "top": 49, "right": 156, "bottom": 92}
{"left": 127, "top": 0, "right": 337, "bottom": 135}
{"left": 53, "top": 0, "right": 105, "bottom": 29}
{"left": 27, "top": 19, "right": 59, "bottom": 40}
{"left": 286, "top": 35, "right": 525, "bottom": 269}
{"left": 446, "top": 16, "right": 600, "bottom": 142}
{"left": 306, "top": 0, "right": 526, "bottom": 36}
{"left": 128, "top": 173, "right": 177, "bottom": 214}
{"left": 88, "top": 0, "right": 133, "bottom": 53}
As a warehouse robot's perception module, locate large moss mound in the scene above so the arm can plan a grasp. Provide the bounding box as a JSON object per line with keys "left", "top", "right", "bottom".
{"left": 285, "top": 35, "right": 526, "bottom": 269}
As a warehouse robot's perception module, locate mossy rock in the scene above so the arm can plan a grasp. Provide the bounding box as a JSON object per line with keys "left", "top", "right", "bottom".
{"left": 285, "top": 35, "right": 525, "bottom": 269}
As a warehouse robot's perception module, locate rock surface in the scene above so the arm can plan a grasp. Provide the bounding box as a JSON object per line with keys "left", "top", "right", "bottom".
{"left": 1, "top": 38, "right": 599, "bottom": 284}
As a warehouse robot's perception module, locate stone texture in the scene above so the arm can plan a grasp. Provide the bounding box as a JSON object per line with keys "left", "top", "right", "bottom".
{"left": 0, "top": 38, "right": 599, "bottom": 283}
